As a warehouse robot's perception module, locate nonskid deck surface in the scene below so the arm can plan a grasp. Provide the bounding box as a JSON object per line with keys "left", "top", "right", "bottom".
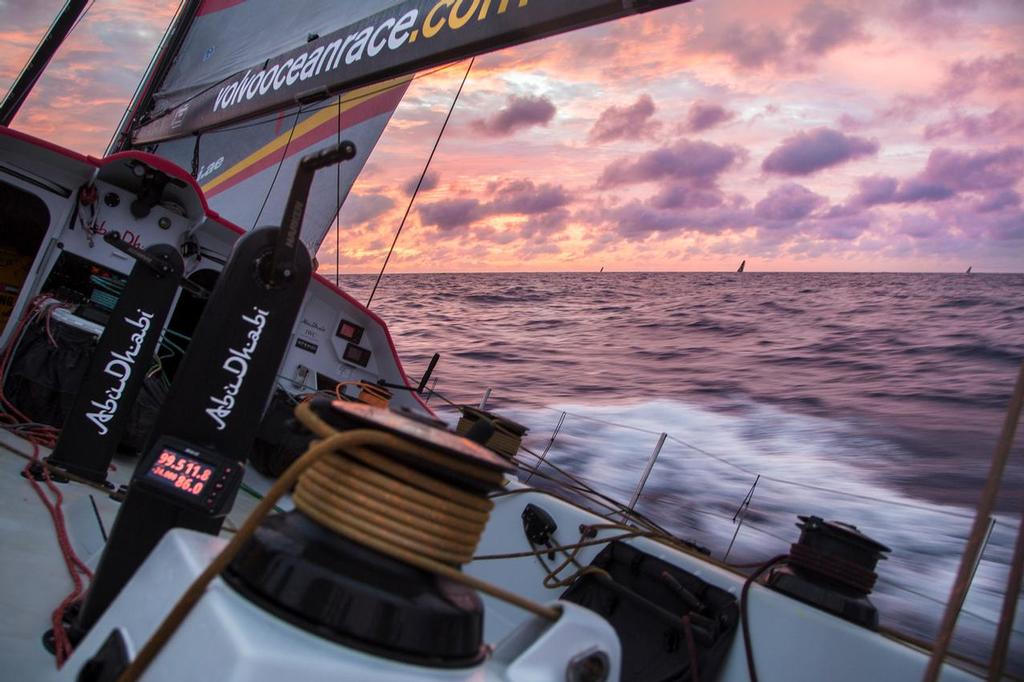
{"left": 0, "top": 428, "right": 288, "bottom": 680}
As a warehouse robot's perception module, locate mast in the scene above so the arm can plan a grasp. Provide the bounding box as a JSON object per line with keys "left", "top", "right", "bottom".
{"left": 0, "top": 0, "right": 88, "bottom": 127}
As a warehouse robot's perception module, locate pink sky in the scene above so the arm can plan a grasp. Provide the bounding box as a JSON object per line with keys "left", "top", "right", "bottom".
{"left": 2, "top": 0, "right": 1022, "bottom": 273}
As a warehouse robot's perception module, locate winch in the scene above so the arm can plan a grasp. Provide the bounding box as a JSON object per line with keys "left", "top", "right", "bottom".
{"left": 225, "top": 397, "right": 512, "bottom": 666}
{"left": 62, "top": 398, "right": 621, "bottom": 682}
{"left": 768, "top": 515, "right": 891, "bottom": 629}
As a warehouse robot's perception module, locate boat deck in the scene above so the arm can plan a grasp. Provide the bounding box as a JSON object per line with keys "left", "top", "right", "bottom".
{"left": 0, "top": 426, "right": 993, "bottom": 681}
{"left": 0, "top": 428, "right": 286, "bottom": 679}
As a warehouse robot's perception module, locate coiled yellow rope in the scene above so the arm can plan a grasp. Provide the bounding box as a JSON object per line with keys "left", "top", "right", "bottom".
{"left": 118, "top": 403, "right": 557, "bottom": 682}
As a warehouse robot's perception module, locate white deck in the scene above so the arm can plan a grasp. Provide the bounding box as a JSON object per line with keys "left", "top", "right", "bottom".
{"left": 0, "top": 428, "right": 283, "bottom": 680}
{"left": 0, "top": 428, "right": 988, "bottom": 681}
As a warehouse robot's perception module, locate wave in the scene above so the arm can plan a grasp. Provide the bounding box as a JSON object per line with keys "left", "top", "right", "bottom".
{"left": 493, "top": 397, "right": 1020, "bottom": 667}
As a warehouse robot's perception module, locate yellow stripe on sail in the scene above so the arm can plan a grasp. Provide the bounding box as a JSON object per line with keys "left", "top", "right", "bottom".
{"left": 201, "top": 75, "right": 411, "bottom": 194}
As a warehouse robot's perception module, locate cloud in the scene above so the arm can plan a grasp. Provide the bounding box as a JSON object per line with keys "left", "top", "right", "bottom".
{"left": 592, "top": 192, "right": 751, "bottom": 242}
{"left": 417, "top": 178, "right": 573, "bottom": 234}
{"left": 417, "top": 198, "right": 484, "bottom": 231}
{"left": 850, "top": 174, "right": 953, "bottom": 207}
{"left": 976, "top": 189, "right": 1020, "bottom": 213}
{"left": 754, "top": 183, "right": 827, "bottom": 222}
{"left": 598, "top": 139, "right": 743, "bottom": 188}
{"left": 795, "top": 5, "right": 867, "bottom": 56}
{"left": 486, "top": 179, "right": 570, "bottom": 215}
{"left": 401, "top": 170, "right": 440, "bottom": 195}
{"left": 339, "top": 193, "right": 396, "bottom": 225}
{"left": 650, "top": 184, "right": 726, "bottom": 210}
{"left": 898, "top": 212, "right": 946, "bottom": 239}
{"left": 852, "top": 175, "right": 898, "bottom": 206}
{"left": 924, "top": 105, "right": 1024, "bottom": 140}
{"left": 881, "top": 54, "right": 1024, "bottom": 125}
{"left": 517, "top": 208, "right": 571, "bottom": 239}
{"left": 706, "top": 22, "right": 787, "bottom": 70}
{"left": 691, "top": 7, "right": 870, "bottom": 74}
{"left": 920, "top": 146, "right": 1024, "bottom": 191}
{"left": 816, "top": 212, "right": 871, "bottom": 241}
{"left": 940, "top": 54, "right": 1024, "bottom": 99}
{"left": 683, "top": 101, "right": 734, "bottom": 133}
{"left": 469, "top": 95, "right": 556, "bottom": 136}
{"left": 588, "top": 94, "right": 661, "bottom": 143}
{"left": 762, "top": 128, "right": 879, "bottom": 176}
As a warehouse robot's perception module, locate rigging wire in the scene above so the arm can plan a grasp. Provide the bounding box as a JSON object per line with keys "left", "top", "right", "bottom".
{"left": 250, "top": 105, "right": 302, "bottom": 230}
{"left": 336, "top": 92, "right": 341, "bottom": 287}
{"left": 2, "top": 0, "right": 96, "bottom": 103}
{"left": 366, "top": 58, "right": 475, "bottom": 309}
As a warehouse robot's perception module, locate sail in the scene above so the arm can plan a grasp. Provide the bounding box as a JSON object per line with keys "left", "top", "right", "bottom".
{"left": 123, "top": 0, "right": 689, "bottom": 249}
{"left": 151, "top": 76, "right": 409, "bottom": 250}
{"left": 132, "top": 0, "right": 690, "bottom": 145}
{"left": 119, "top": 1, "right": 413, "bottom": 250}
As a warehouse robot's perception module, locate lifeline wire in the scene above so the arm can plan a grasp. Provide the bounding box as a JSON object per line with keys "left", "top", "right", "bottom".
{"left": 366, "top": 58, "right": 475, "bottom": 308}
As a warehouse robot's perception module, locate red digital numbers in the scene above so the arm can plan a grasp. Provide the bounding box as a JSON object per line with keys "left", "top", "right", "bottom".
{"left": 149, "top": 449, "right": 215, "bottom": 497}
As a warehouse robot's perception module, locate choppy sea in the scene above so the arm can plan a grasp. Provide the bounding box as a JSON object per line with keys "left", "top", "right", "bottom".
{"left": 336, "top": 271, "right": 1024, "bottom": 671}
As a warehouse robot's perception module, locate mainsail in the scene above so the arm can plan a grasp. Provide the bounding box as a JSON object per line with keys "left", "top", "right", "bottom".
{"left": 119, "top": 0, "right": 689, "bottom": 250}
{"left": 118, "top": 1, "right": 415, "bottom": 251}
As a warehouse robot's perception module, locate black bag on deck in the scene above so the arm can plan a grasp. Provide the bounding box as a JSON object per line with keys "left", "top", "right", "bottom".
{"left": 561, "top": 541, "right": 738, "bottom": 682}
{"left": 4, "top": 319, "right": 95, "bottom": 428}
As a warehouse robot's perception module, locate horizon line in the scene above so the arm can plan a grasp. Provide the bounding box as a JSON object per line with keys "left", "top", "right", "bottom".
{"left": 318, "top": 269, "right": 1023, "bottom": 276}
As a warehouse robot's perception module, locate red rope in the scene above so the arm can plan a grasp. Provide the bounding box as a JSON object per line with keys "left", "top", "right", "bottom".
{"left": 682, "top": 614, "right": 701, "bottom": 682}
{"left": 2, "top": 296, "right": 90, "bottom": 666}
{"left": 21, "top": 443, "right": 93, "bottom": 666}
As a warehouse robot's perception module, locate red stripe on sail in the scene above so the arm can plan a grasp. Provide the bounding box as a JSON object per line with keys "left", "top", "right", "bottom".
{"left": 205, "top": 85, "right": 405, "bottom": 199}
{"left": 197, "top": 0, "right": 246, "bottom": 17}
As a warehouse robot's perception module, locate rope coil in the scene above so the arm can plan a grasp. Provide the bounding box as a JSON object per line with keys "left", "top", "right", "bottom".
{"left": 294, "top": 403, "right": 498, "bottom": 566}
{"left": 787, "top": 543, "right": 878, "bottom": 594}
{"left": 118, "top": 404, "right": 558, "bottom": 682}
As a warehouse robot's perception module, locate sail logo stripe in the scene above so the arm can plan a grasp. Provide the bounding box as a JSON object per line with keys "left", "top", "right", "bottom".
{"left": 201, "top": 77, "right": 409, "bottom": 197}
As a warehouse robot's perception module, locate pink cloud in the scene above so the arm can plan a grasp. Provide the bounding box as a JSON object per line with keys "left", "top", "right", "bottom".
{"left": 416, "top": 178, "right": 572, "bottom": 234}
{"left": 402, "top": 170, "right": 440, "bottom": 195}
{"left": 755, "top": 183, "right": 827, "bottom": 221}
{"left": 486, "top": 179, "right": 571, "bottom": 215}
{"left": 762, "top": 128, "right": 879, "bottom": 176}
{"left": 940, "top": 53, "right": 1024, "bottom": 99}
{"left": 795, "top": 4, "right": 868, "bottom": 56}
{"left": 920, "top": 145, "right": 1024, "bottom": 191}
{"left": 682, "top": 101, "right": 735, "bottom": 133}
{"left": 469, "top": 94, "right": 556, "bottom": 137}
{"left": 598, "top": 139, "right": 743, "bottom": 188}
{"left": 418, "top": 198, "right": 484, "bottom": 232}
{"left": 588, "top": 94, "right": 661, "bottom": 143}
{"left": 850, "top": 174, "right": 953, "bottom": 207}
{"left": 924, "top": 105, "right": 1024, "bottom": 140}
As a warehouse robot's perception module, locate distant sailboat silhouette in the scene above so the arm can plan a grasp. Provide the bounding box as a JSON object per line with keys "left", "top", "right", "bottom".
{"left": 966, "top": 265, "right": 972, "bottom": 274}
{"left": 737, "top": 259, "right": 746, "bottom": 273}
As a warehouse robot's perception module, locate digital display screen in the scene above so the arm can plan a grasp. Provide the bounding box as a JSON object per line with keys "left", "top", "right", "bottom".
{"left": 343, "top": 343, "right": 371, "bottom": 367}
{"left": 336, "top": 319, "right": 363, "bottom": 344}
{"left": 145, "top": 448, "right": 216, "bottom": 497}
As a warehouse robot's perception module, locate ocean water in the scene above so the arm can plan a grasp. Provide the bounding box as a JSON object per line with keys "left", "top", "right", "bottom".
{"left": 337, "top": 271, "right": 1024, "bottom": 671}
